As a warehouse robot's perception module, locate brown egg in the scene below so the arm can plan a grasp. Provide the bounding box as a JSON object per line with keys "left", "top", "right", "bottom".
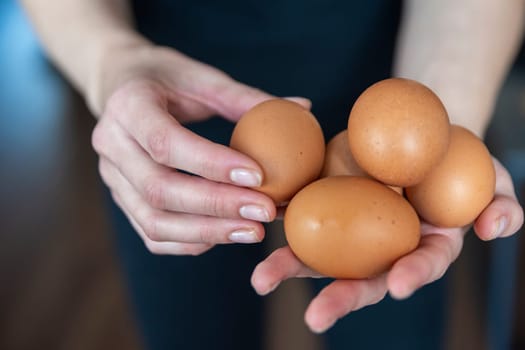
{"left": 321, "top": 130, "right": 367, "bottom": 178}
{"left": 322, "top": 130, "right": 403, "bottom": 194}
{"left": 347, "top": 78, "right": 450, "bottom": 187}
{"left": 406, "top": 125, "right": 495, "bottom": 227}
{"left": 285, "top": 176, "right": 420, "bottom": 279}
{"left": 230, "top": 99, "right": 325, "bottom": 204}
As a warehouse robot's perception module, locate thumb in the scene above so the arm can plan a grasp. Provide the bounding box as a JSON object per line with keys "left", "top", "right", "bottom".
{"left": 204, "top": 77, "right": 312, "bottom": 122}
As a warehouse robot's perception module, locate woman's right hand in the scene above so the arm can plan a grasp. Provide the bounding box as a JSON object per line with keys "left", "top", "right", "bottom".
{"left": 90, "top": 43, "right": 309, "bottom": 255}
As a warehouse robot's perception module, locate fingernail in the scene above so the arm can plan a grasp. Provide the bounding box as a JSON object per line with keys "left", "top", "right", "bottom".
{"left": 229, "top": 228, "right": 260, "bottom": 243}
{"left": 492, "top": 216, "right": 508, "bottom": 239}
{"left": 230, "top": 168, "right": 262, "bottom": 187}
{"left": 240, "top": 205, "right": 270, "bottom": 222}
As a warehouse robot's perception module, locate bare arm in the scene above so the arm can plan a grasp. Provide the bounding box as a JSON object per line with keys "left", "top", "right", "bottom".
{"left": 394, "top": 0, "right": 525, "bottom": 136}
{"left": 20, "top": 1, "right": 293, "bottom": 255}
{"left": 20, "top": 0, "right": 147, "bottom": 114}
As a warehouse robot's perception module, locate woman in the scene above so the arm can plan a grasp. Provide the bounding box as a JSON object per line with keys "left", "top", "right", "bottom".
{"left": 21, "top": 0, "right": 524, "bottom": 348}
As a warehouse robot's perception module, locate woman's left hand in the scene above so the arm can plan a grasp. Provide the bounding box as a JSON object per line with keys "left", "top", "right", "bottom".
{"left": 251, "top": 157, "right": 523, "bottom": 333}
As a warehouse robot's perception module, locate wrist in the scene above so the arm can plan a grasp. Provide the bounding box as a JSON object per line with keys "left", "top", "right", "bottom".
{"left": 85, "top": 31, "right": 152, "bottom": 116}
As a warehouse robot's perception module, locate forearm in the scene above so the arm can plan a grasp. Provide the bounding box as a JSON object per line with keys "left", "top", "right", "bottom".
{"left": 394, "top": 0, "right": 525, "bottom": 137}
{"left": 20, "top": 0, "right": 147, "bottom": 114}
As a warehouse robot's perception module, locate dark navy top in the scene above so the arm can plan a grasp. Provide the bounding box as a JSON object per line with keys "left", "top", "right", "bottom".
{"left": 130, "top": 0, "right": 401, "bottom": 144}
{"left": 116, "top": 4, "right": 449, "bottom": 350}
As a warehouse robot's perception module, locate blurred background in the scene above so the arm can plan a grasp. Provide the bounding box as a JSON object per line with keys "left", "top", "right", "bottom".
{"left": 0, "top": 0, "right": 524, "bottom": 349}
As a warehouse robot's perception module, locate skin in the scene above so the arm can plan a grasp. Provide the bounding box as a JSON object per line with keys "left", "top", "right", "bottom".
{"left": 252, "top": 0, "right": 525, "bottom": 333}
{"left": 252, "top": 158, "right": 524, "bottom": 333}
{"left": 22, "top": 0, "right": 525, "bottom": 334}
{"left": 88, "top": 46, "right": 312, "bottom": 254}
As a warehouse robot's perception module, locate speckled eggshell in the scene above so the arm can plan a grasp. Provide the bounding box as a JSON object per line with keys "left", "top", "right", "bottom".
{"left": 322, "top": 130, "right": 403, "bottom": 194}
{"left": 406, "top": 125, "right": 496, "bottom": 227}
{"left": 347, "top": 78, "right": 450, "bottom": 187}
{"left": 230, "top": 99, "right": 325, "bottom": 204}
{"left": 321, "top": 130, "right": 368, "bottom": 178}
{"left": 284, "top": 176, "right": 421, "bottom": 279}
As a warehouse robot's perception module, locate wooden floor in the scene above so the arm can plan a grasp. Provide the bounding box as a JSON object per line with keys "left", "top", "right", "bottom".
{"left": 0, "top": 69, "right": 143, "bottom": 350}
{"left": 0, "top": 4, "right": 140, "bottom": 348}
{"left": 1, "top": 2, "right": 524, "bottom": 349}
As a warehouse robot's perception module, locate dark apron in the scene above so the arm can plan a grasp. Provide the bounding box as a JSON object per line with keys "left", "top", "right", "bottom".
{"left": 107, "top": 1, "right": 447, "bottom": 349}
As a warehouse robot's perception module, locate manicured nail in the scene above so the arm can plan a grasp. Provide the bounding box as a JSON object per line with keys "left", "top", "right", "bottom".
{"left": 492, "top": 216, "right": 508, "bottom": 239}
{"left": 230, "top": 168, "right": 262, "bottom": 187}
{"left": 240, "top": 205, "right": 270, "bottom": 222}
{"left": 229, "top": 229, "right": 259, "bottom": 243}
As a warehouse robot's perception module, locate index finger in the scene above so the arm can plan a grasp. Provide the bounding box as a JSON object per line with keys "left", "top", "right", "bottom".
{"left": 110, "top": 83, "right": 265, "bottom": 187}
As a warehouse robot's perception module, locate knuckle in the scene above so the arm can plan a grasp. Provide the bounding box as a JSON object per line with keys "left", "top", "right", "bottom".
{"left": 432, "top": 255, "right": 449, "bottom": 282}
{"left": 245, "top": 86, "right": 266, "bottom": 99}
{"left": 103, "top": 100, "right": 123, "bottom": 123}
{"left": 202, "top": 191, "right": 227, "bottom": 217}
{"left": 144, "top": 240, "right": 164, "bottom": 255}
{"left": 430, "top": 258, "right": 448, "bottom": 283}
{"left": 109, "top": 190, "right": 121, "bottom": 206}
{"left": 187, "top": 244, "right": 213, "bottom": 256}
{"left": 208, "top": 81, "right": 233, "bottom": 100}
{"left": 91, "top": 123, "right": 108, "bottom": 154}
{"left": 442, "top": 235, "right": 459, "bottom": 263}
{"left": 97, "top": 160, "right": 118, "bottom": 192}
{"left": 147, "top": 129, "right": 171, "bottom": 164}
{"left": 370, "top": 290, "right": 387, "bottom": 306}
{"left": 97, "top": 159, "right": 110, "bottom": 182}
{"left": 104, "top": 80, "right": 158, "bottom": 117}
{"left": 198, "top": 157, "right": 219, "bottom": 179}
{"left": 104, "top": 86, "right": 129, "bottom": 112}
{"left": 143, "top": 176, "right": 166, "bottom": 209}
{"left": 435, "top": 268, "right": 447, "bottom": 281}
{"left": 197, "top": 224, "right": 217, "bottom": 244}
{"left": 140, "top": 211, "right": 163, "bottom": 242}
{"left": 450, "top": 242, "right": 462, "bottom": 263}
